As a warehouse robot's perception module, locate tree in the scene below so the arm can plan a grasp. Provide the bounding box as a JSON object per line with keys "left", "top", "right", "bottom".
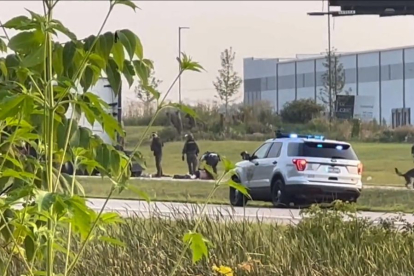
{"left": 281, "top": 99, "right": 324, "bottom": 124}
{"left": 213, "top": 47, "right": 242, "bottom": 117}
{"left": 318, "top": 48, "right": 351, "bottom": 119}
{"left": 135, "top": 66, "right": 162, "bottom": 115}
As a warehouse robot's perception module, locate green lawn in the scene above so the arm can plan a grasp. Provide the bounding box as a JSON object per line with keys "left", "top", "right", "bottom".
{"left": 80, "top": 178, "right": 414, "bottom": 213}
{"left": 123, "top": 125, "right": 411, "bottom": 186}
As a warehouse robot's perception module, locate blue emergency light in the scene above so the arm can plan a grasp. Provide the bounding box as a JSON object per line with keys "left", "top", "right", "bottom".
{"left": 275, "top": 131, "right": 325, "bottom": 140}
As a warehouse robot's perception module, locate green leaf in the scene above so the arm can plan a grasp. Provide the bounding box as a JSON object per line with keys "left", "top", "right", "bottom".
{"left": 127, "top": 185, "right": 151, "bottom": 203}
{"left": 51, "top": 19, "right": 77, "bottom": 40}
{"left": 99, "top": 236, "right": 126, "bottom": 247}
{"left": 21, "top": 43, "right": 45, "bottom": 67}
{"left": 8, "top": 30, "right": 44, "bottom": 52}
{"left": 122, "top": 60, "right": 135, "bottom": 87}
{"left": 114, "top": 0, "right": 139, "bottom": 11}
{"left": 0, "top": 94, "right": 25, "bottom": 120}
{"left": 83, "top": 35, "right": 96, "bottom": 52}
{"left": 88, "top": 53, "right": 105, "bottom": 69}
{"left": 24, "top": 235, "right": 36, "bottom": 262}
{"left": 171, "top": 103, "right": 198, "bottom": 119}
{"left": 0, "top": 38, "right": 6, "bottom": 53}
{"left": 227, "top": 178, "right": 250, "bottom": 198}
{"left": 0, "top": 60, "right": 8, "bottom": 78}
{"left": 63, "top": 41, "right": 77, "bottom": 74}
{"left": 142, "top": 85, "right": 160, "bottom": 100}
{"left": 53, "top": 43, "right": 64, "bottom": 76}
{"left": 183, "top": 231, "right": 209, "bottom": 263}
{"left": 35, "top": 191, "right": 57, "bottom": 212}
{"left": 81, "top": 65, "right": 94, "bottom": 92}
{"left": 221, "top": 157, "right": 235, "bottom": 173}
{"left": 106, "top": 58, "right": 121, "bottom": 95}
{"left": 133, "top": 60, "right": 149, "bottom": 86}
{"left": 96, "top": 32, "right": 114, "bottom": 64}
{"left": 111, "top": 150, "right": 121, "bottom": 177}
{"left": 134, "top": 35, "right": 143, "bottom": 60}
{"left": 111, "top": 41, "right": 125, "bottom": 71}
{"left": 26, "top": 9, "right": 45, "bottom": 23}
{"left": 2, "top": 15, "right": 33, "bottom": 30}
{"left": 178, "top": 53, "right": 204, "bottom": 72}
{"left": 100, "top": 212, "right": 124, "bottom": 224}
{"left": 117, "top": 29, "right": 136, "bottom": 60}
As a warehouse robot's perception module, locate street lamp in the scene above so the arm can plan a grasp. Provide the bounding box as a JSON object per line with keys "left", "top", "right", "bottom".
{"left": 308, "top": 5, "right": 333, "bottom": 123}
{"left": 178, "top": 26, "right": 190, "bottom": 105}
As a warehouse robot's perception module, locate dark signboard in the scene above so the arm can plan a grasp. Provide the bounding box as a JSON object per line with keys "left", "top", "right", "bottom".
{"left": 329, "top": 1, "right": 414, "bottom": 16}
{"left": 335, "top": 95, "right": 355, "bottom": 119}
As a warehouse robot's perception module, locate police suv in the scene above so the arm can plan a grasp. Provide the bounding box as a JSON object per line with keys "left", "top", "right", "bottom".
{"left": 230, "top": 133, "right": 363, "bottom": 207}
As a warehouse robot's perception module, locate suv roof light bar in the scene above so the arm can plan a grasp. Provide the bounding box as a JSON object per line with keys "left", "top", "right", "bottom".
{"left": 275, "top": 131, "right": 325, "bottom": 140}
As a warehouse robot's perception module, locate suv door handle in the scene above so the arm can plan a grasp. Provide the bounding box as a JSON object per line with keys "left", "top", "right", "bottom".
{"left": 272, "top": 161, "right": 277, "bottom": 165}
{"left": 254, "top": 162, "right": 259, "bottom": 166}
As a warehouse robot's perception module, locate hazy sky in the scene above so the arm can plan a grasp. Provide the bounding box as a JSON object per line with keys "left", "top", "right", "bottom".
{"left": 1, "top": 1, "right": 414, "bottom": 104}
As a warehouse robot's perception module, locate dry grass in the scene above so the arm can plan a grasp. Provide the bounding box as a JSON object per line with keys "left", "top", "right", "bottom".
{"left": 5, "top": 204, "right": 414, "bottom": 275}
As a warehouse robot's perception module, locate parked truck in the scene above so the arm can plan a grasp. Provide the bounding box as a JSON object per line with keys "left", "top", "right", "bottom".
{"left": 63, "top": 78, "right": 144, "bottom": 177}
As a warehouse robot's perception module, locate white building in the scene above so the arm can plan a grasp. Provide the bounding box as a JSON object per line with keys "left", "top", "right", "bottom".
{"left": 243, "top": 45, "right": 414, "bottom": 126}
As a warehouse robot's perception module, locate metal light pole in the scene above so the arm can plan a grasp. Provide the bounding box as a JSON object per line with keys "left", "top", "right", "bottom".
{"left": 178, "top": 26, "right": 190, "bottom": 105}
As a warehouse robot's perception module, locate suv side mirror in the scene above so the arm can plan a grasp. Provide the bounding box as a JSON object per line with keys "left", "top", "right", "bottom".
{"left": 240, "top": 151, "right": 250, "bottom": 160}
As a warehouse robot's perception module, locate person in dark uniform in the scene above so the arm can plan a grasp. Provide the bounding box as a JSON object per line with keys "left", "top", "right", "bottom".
{"left": 182, "top": 133, "right": 199, "bottom": 175}
{"left": 150, "top": 132, "right": 164, "bottom": 177}
{"left": 200, "top": 151, "right": 221, "bottom": 174}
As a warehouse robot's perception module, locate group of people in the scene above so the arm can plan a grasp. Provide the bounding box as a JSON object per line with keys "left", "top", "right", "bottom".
{"left": 150, "top": 132, "right": 220, "bottom": 179}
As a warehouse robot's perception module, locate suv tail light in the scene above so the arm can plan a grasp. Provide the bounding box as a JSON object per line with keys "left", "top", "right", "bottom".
{"left": 357, "top": 163, "right": 363, "bottom": 175}
{"left": 292, "top": 159, "right": 307, "bottom": 171}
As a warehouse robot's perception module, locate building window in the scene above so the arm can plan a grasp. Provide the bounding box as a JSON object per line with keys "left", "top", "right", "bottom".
{"left": 266, "top": 76, "right": 276, "bottom": 90}
{"left": 358, "top": 65, "right": 379, "bottom": 83}
{"left": 344, "top": 68, "right": 356, "bottom": 84}
{"left": 390, "top": 63, "right": 403, "bottom": 80}
{"left": 296, "top": 73, "right": 305, "bottom": 88}
{"left": 381, "top": 65, "right": 391, "bottom": 81}
{"left": 278, "top": 75, "right": 295, "bottom": 90}
{"left": 405, "top": 62, "right": 414, "bottom": 79}
{"left": 304, "top": 72, "right": 315, "bottom": 87}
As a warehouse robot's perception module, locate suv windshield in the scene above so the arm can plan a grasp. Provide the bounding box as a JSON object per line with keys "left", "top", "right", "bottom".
{"left": 288, "top": 141, "right": 358, "bottom": 160}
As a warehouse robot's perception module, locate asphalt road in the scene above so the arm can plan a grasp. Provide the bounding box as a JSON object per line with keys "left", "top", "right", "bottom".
{"left": 86, "top": 198, "right": 414, "bottom": 225}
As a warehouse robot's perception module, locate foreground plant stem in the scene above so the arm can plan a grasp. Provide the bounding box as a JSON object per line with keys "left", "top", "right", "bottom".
{"left": 168, "top": 173, "right": 226, "bottom": 276}
{"left": 67, "top": 70, "right": 185, "bottom": 275}
{"left": 45, "top": 1, "right": 56, "bottom": 275}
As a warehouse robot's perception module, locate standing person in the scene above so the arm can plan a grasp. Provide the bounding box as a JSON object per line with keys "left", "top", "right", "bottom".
{"left": 182, "top": 133, "right": 199, "bottom": 175}
{"left": 200, "top": 151, "right": 221, "bottom": 174}
{"left": 150, "top": 132, "right": 164, "bottom": 177}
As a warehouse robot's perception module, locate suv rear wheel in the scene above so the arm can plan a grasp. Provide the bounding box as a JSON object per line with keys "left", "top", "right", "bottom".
{"left": 229, "top": 177, "right": 248, "bottom": 207}
{"left": 271, "top": 178, "right": 290, "bottom": 208}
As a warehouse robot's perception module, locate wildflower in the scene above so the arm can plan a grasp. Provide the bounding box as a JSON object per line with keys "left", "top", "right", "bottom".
{"left": 212, "top": 265, "right": 233, "bottom": 276}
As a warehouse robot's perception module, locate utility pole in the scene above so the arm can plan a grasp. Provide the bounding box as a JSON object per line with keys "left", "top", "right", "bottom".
{"left": 178, "top": 26, "right": 190, "bottom": 105}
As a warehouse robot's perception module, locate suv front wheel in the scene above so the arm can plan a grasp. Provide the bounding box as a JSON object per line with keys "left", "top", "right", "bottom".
{"left": 271, "top": 178, "right": 290, "bottom": 208}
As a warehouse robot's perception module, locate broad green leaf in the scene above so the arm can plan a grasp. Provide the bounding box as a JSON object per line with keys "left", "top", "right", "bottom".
{"left": 63, "top": 41, "right": 77, "bottom": 74}
{"left": 122, "top": 60, "right": 135, "bottom": 87}
{"left": 142, "top": 85, "right": 160, "bottom": 100}
{"left": 5, "top": 54, "right": 20, "bottom": 69}
{"left": 2, "top": 15, "right": 33, "bottom": 30}
{"left": 51, "top": 19, "right": 77, "bottom": 40}
{"left": 112, "top": 41, "right": 125, "bottom": 71}
{"left": 0, "top": 38, "right": 6, "bottom": 53}
{"left": 133, "top": 60, "right": 149, "bottom": 86}
{"left": 111, "top": 150, "right": 121, "bottom": 177}
{"left": 78, "top": 127, "right": 91, "bottom": 149}
{"left": 0, "top": 60, "right": 8, "bottom": 78}
{"left": 16, "top": 67, "right": 29, "bottom": 83}
{"left": 183, "top": 231, "right": 209, "bottom": 263}
{"left": 88, "top": 53, "right": 105, "bottom": 69}
{"left": 83, "top": 35, "right": 96, "bottom": 52}
{"left": 99, "top": 236, "right": 126, "bottom": 247}
{"left": 26, "top": 9, "right": 45, "bottom": 23}
{"left": 24, "top": 235, "right": 36, "bottom": 262}
{"left": 21, "top": 43, "right": 45, "bottom": 67}
{"left": 221, "top": 157, "right": 235, "bottom": 173}
{"left": 0, "top": 94, "right": 25, "bottom": 120}
{"left": 96, "top": 32, "right": 114, "bottom": 64}
{"left": 81, "top": 66, "right": 94, "bottom": 92}
{"left": 127, "top": 184, "right": 150, "bottom": 203}
{"left": 227, "top": 178, "right": 250, "bottom": 198}
{"left": 8, "top": 30, "right": 44, "bottom": 52}
{"left": 117, "top": 29, "right": 136, "bottom": 60}
{"left": 106, "top": 58, "right": 122, "bottom": 95}
{"left": 0, "top": 209, "right": 14, "bottom": 242}
{"left": 66, "top": 196, "right": 94, "bottom": 241}
{"left": 53, "top": 43, "right": 64, "bottom": 76}
{"left": 100, "top": 212, "right": 124, "bottom": 224}
{"left": 171, "top": 103, "right": 198, "bottom": 119}
{"left": 114, "top": 0, "right": 139, "bottom": 11}
{"left": 135, "top": 35, "right": 143, "bottom": 60}
{"left": 35, "top": 191, "right": 57, "bottom": 212}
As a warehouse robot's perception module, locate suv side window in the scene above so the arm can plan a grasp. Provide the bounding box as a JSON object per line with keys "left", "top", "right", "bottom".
{"left": 267, "top": 142, "right": 283, "bottom": 158}
{"left": 252, "top": 143, "right": 272, "bottom": 159}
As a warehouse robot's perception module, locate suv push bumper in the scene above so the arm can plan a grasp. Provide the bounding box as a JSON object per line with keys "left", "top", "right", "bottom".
{"left": 285, "top": 184, "right": 361, "bottom": 202}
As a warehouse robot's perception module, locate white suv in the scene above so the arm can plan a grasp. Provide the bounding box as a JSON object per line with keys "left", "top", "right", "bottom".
{"left": 230, "top": 133, "right": 363, "bottom": 207}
